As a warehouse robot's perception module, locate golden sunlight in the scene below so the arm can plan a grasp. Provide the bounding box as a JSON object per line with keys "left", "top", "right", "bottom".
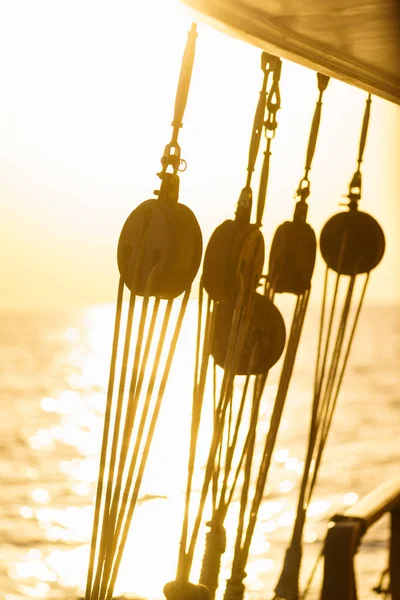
{"left": 1, "top": 2, "right": 399, "bottom": 600}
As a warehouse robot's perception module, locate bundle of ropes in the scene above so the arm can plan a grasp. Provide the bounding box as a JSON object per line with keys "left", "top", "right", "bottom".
{"left": 273, "top": 94, "right": 385, "bottom": 600}
{"left": 163, "top": 51, "right": 286, "bottom": 600}
{"left": 223, "top": 71, "right": 330, "bottom": 600}
{"left": 83, "top": 22, "right": 386, "bottom": 600}
{"left": 84, "top": 23, "right": 203, "bottom": 600}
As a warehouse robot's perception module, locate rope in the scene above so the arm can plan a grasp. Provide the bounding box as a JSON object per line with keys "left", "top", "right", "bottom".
{"left": 104, "top": 289, "right": 191, "bottom": 600}
{"left": 225, "top": 292, "right": 309, "bottom": 597}
{"left": 224, "top": 577, "right": 246, "bottom": 600}
{"left": 199, "top": 350, "right": 257, "bottom": 595}
{"left": 348, "top": 93, "right": 372, "bottom": 203}
{"left": 182, "top": 271, "right": 259, "bottom": 582}
{"left": 161, "top": 23, "right": 198, "bottom": 175}
{"left": 245, "top": 52, "right": 275, "bottom": 187}
{"left": 222, "top": 74, "right": 330, "bottom": 599}
{"left": 86, "top": 20, "right": 200, "bottom": 600}
{"left": 300, "top": 546, "right": 323, "bottom": 599}
{"left": 95, "top": 296, "right": 173, "bottom": 598}
{"left": 273, "top": 266, "right": 371, "bottom": 599}
{"left": 243, "top": 291, "right": 309, "bottom": 561}
{"left": 97, "top": 268, "right": 160, "bottom": 593}
{"left": 90, "top": 280, "right": 137, "bottom": 599}
{"left": 238, "top": 53, "right": 281, "bottom": 221}
{"left": 199, "top": 523, "right": 227, "bottom": 597}
{"left": 177, "top": 285, "right": 213, "bottom": 583}
{"left": 85, "top": 277, "right": 124, "bottom": 600}
{"left": 192, "top": 55, "right": 282, "bottom": 597}
{"left": 296, "top": 73, "right": 330, "bottom": 202}
{"left": 256, "top": 57, "right": 282, "bottom": 226}
{"left": 90, "top": 266, "right": 159, "bottom": 598}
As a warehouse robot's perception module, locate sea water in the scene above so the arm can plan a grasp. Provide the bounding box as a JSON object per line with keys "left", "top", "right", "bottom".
{"left": 0, "top": 301, "right": 399, "bottom": 600}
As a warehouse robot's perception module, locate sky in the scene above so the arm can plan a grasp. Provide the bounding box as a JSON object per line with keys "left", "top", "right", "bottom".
{"left": 1, "top": 0, "right": 399, "bottom": 311}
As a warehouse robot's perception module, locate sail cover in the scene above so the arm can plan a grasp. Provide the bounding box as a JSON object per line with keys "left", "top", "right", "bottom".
{"left": 181, "top": 0, "right": 400, "bottom": 105}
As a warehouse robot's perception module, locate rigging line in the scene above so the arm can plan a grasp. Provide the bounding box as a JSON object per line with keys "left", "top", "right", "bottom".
{"left": 290, "top": 275, "right": 340, "bottom": 547}
{"left": 161, "top": 23, "right": 198, "bottom": 173}
{"left": 239, "top": 291, "right": 309, "bottom": 567}
{"left": 316, "top": 275, "right": 354, "bottom": 442}
{"left": 90, "top": 281, "right": 137, "bottom": 597}
{"left": 199, "top": 346, "right": 261, "bottom": 596}
{"left": 305, "top": 275, "right": 355, "bottom": 505}
{"left": 213, "top": 380, "right": 223, "bottom": 514}
{"left": 226, "top": 388, "right": 234, "bottom": 472}
{"left": 297, "top": 72, "right": 330, "bottom": 200}
{"left": 95, "top": 297, "right": 174, "bottom": 600}
{"left": 105, "top": 289, "right": 191, "bottom": 600}
{"left": 177, "top": 286, "right": 212, "bottom": 582}
{"left": 290, "top": 234, "right": 348, "bottom": 549}
{"left": 211, "top": 322, "right": 219, "bottom": 513}
{"left": 194, "top": 280, "right": 205, "bottom": 393}
{"left": 85, "top": 277, "right": 124, "bottom": 600}
{"left": 185, "top": 286, "right": 255, "bottom": 577}
{"left": 256, "top": 57, "right": 282, "bottom": 226}
{"left": 91, "top": 266, "right": 159, "bottom": 597}
{"left": 171, "top": 24, "right": 197, "bottom": 142}
{"left": 223, "top": 280, "right": 281, "bottom": 525}
{"left": 219, "top": 345, "right": 260, "bottom": 520}
{"left": 232, "top": 361, "right": 263, "bottom": 567}
{"left": 304, "top": 73, "right": 330, "bottom": 179}
{"left": 300, "top": 546, "right": 324, "bottom": 599}
{"left": 101, "top": 296, "right": 162, "bottom": 589}
{"left": 348, "top": 94, "right": 372, "bottom": 202}
{"left": 357, "top": 94, "right": 372, "bottom": 169}
{"left": 224, "top": 370, "right": 268, "bottom": 513}
{"left": 313, "top": 232, "right": 349, "bottom": 436}
{"left": 300, "top": 279, "right": 368, "bottom": 598}
{"left": 315, "top": 275, "right": 355, "bottom": 447}
{"left": 218, "top": 373, "right": 252, "bottom": 515}
{"left": 312, "top": 268, "right": 329, "bottom": 402}
{"left": 245, "top": 52, "right": 275, "bottom": 188}
{"left": 313, "top": 269, "right": 341, "bottom": 433}
{"left": 325, "top": 273, "right": 369, "bottom": 437}
{"left": 214, "top": 277, "right": 248, "bottom": 423}
{"left": 103, "top": 266, "right": 160, "bottom": 559}
{"left": 211, "top": 295, "right": 247, "bottom": 505}
{"left": 308, "top": 274, "right": 369, "bottom": 503}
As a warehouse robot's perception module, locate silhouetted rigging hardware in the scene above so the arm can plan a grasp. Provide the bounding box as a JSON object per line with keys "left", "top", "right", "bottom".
{"left": 163, "top": 52, "right": 285, "bottom": 600}
{"left": 84, "top": 23, "right": 202, "bottom": 600}
{"left": 222, "top": 72, "right": 330, "bottom": 600}
{"left": 273, "top": 93, "right": 385, "bottom": 600}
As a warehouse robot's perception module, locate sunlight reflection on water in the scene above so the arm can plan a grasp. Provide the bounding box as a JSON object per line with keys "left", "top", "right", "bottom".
{"left": 2, "top": 302, "right": 398, "bottom": 599}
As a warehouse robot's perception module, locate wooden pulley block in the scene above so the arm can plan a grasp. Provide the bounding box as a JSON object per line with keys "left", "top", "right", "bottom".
{"left": 211, "top": 293, "right": 286, "bottom": 375}
{"left": 117, "top": 198, "right": 203, "bottom": 299}
{"left": 202, "top": 219, "right": 265, "bottom": 303}
{"left": 319, "top": 208, "right": 385, "bottom": 275}
{"left": 268, "top": 220, "right": 317, "bottom": 295}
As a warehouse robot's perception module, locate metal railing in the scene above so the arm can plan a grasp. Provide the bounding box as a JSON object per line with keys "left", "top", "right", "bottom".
{"left": 320, "top": 473, "right": 400, "bottom": 600}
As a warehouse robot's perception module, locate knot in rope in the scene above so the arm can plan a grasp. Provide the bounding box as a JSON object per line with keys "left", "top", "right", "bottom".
{"left": 223, "top": 576, "right": 246, "bottom": 600}
{"left": 199, "top": 523, "right": 227, "bottom": 597}
{"left": 273, "top": 545, "right": 302, "bottom": 600}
